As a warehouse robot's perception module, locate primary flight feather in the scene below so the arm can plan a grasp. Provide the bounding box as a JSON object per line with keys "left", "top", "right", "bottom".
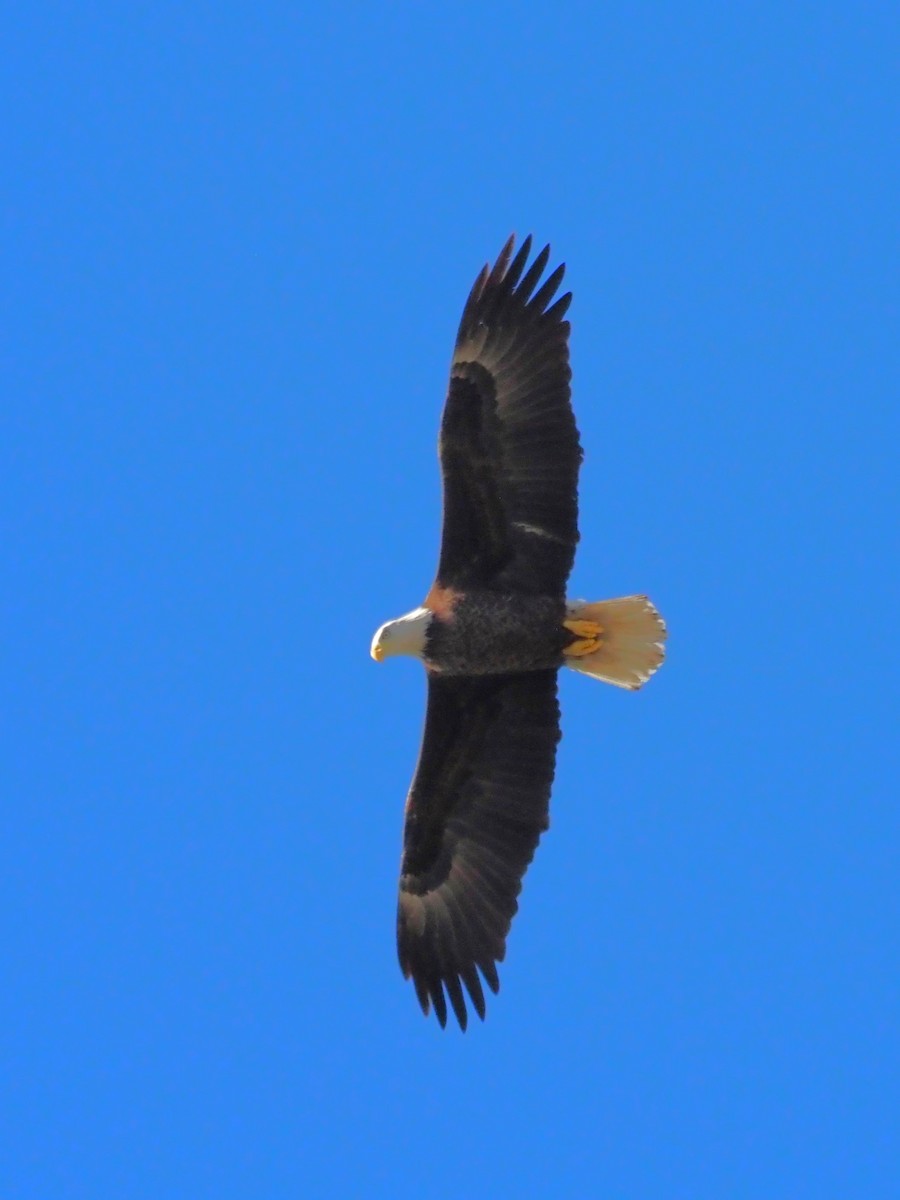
{"left": 371, "top": 235, "right": 667, "bottom": 1029}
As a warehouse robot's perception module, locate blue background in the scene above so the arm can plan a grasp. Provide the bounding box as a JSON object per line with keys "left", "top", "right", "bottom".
{"left": 4, "top": 3, "right": 898, "bottom": 1197}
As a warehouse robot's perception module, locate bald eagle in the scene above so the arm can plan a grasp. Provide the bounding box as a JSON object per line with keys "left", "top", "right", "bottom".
{"left": 371, "top": 236, "right": 666, "bottom": 1029}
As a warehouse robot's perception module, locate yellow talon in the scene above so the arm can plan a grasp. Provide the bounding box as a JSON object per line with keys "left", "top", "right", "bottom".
{"left": 563, "top": 618, "right": 603, "bottom": 639}
{"left": 565, "top": 637, "right": 601, "bottom": 657}
{"left": 563, "top": 618, "right": 603, "bottom": 658}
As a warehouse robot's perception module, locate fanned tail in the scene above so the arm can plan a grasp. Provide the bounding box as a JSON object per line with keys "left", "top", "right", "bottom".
{"left": 563, "top": 595, "right": 667, "bottom": 690}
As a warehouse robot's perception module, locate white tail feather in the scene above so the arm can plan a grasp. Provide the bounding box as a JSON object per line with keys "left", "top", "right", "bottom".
{"left": 564, "top": 595, "right": 667, "bottom": 690}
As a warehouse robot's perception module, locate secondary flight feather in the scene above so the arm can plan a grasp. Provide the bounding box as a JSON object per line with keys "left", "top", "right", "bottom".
{"left": 371, "top": 235, "right": 667, "bottom": 1029}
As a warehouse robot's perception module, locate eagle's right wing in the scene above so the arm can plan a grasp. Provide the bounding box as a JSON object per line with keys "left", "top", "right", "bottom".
{"left": 397, "top": 669, "right": 560, "bottom": 1030}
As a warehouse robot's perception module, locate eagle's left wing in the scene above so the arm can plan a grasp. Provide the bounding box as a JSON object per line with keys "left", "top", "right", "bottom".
{"left": 433, "top": 235, "right": 582, "bottom": 598}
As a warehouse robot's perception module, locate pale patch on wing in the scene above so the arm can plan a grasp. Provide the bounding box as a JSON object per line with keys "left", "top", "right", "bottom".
{"left": 398, "top": 891, "right": 426, "bottom": 938}
{"left": 452, "top": 325, "right": 517, "bottom": 374}
{"left": 452, "top": 330, "right": 489, "bottom": 365}
{"left": 512, "top": 520, "right": 570, "bottom": 545}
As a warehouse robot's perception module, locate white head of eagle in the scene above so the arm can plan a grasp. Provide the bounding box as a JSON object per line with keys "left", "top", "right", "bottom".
{"left": 370, "top": 607, "right": 432, "bottom": 663}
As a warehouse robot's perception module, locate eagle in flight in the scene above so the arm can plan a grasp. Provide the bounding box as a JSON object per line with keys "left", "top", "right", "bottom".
{"left": 371, "top": 236, "right": 666, "bottom": 1029}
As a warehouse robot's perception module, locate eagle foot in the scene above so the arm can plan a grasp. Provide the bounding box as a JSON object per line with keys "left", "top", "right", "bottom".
{"left": 563, "top": 618, "right": 603, "bottom": 657}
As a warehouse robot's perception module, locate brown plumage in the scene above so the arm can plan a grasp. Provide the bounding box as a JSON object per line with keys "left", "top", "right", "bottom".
{"left": 371, "top": 236, "right": 667, "bottom": 1029}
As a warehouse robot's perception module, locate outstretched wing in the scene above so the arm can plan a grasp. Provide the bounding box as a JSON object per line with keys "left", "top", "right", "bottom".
{"left": 435, "top": 235, "right": 582, "bottom": 597}
{"left": 397, "top": 670, "right": 560, "bottom": 1029}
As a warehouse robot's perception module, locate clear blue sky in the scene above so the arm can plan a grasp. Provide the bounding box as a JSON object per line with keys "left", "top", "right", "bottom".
{"left": 3, "top": 3, "right": 898, "bottom": 1197}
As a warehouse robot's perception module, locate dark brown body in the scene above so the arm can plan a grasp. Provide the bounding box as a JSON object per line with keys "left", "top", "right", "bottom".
{"left": 424, "top": 591, "right": 569, "bottom": 675}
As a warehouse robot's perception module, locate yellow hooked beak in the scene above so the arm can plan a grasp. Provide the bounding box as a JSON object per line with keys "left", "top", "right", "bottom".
{"left": 371, "top": 641, "right": 385, "bottom": 663}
